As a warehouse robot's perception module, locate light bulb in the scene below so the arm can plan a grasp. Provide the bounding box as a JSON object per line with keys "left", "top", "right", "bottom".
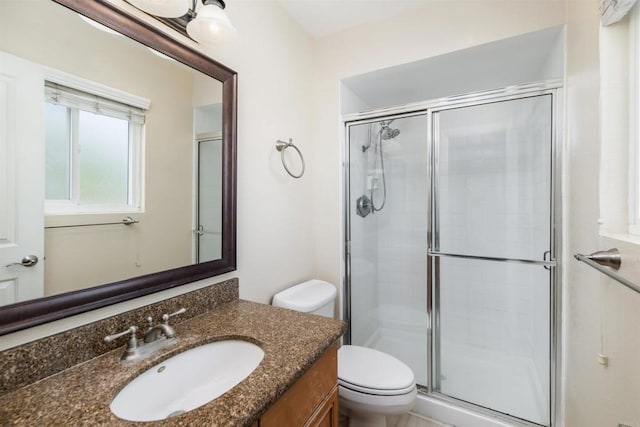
{"left": 186, "top": 3, "right": 237, "bottom": 45}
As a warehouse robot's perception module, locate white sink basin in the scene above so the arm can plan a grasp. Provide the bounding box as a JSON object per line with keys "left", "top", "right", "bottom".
{"left": 110, "top": 340, "right": 264, "bottom": 422}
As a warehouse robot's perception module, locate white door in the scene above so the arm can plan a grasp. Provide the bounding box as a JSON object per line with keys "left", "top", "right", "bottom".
{"left": 0, "top": 51, "right": 45, "bottom": 305}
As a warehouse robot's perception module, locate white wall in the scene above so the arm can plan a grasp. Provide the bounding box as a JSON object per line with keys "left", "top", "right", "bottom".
{"left": 341, "top": 26, "right": 565, "bottom": 114}
{"left": 564, "top": 2, "right": 640, "bottom": 426}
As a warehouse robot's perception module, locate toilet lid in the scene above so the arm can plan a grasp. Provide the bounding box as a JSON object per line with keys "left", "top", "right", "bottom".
{"left": 338, "top": 345, "right": 415, "bottom": 396}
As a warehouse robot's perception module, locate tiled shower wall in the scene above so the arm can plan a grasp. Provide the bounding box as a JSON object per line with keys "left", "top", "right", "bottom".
{"left": 374, "top": 117, "right": 430, "bottom": 327}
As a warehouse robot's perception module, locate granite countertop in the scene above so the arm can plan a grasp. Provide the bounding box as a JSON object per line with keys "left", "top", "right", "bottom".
{"left": 0, "top": 300, "right": 346, "bottom": 426}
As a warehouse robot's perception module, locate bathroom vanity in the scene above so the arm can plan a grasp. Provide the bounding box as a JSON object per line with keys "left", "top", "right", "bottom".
{"left": 0, "top": 289, "right": 345, "bottom": 426}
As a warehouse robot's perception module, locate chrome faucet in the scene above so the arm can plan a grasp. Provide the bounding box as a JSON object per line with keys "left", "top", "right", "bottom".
{"left": 104, "top": 308, "right": 186, "bottom": 362}
{"left": 144, "top": 308, "right": 186, "bottom": 343}
{"left": 144, "top": 322, "right": 176, "bottom": 343}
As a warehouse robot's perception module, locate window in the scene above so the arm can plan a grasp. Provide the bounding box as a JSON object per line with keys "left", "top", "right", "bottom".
{"left": 44, "top": 82, "right": 145, "bottom": 214}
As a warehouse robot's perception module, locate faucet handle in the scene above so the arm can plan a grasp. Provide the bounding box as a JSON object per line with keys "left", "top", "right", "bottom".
{"left": 104, "top": 326, "right": 139, "bottom": 347}
{"left": 162, "top": 307, "right": 186, "bottom": 323}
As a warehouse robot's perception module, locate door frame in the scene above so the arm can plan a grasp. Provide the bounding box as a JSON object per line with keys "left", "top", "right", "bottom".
{"left": 193, "top": 132, "right": 222, "bottom": 264}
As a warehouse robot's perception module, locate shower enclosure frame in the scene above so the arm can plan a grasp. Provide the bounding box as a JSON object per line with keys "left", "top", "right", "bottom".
{"left": 342, "top": 80, "right": 564, "bottom": 427}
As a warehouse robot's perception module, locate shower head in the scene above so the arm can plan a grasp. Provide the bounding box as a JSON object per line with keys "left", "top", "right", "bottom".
{"left": 379, "top": 120, "right": 400, "bottom": 140}
{"left": 362, "top": 120, "right": 400, "bottom": 152}
{"left": 381, "top": 126, "right": 400, "bottom": 140}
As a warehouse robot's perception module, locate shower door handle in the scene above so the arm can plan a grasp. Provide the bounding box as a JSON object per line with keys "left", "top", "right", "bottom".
{"left": 543, "top": 250, "right": 552, "bottom": 270}
{"left": 427, "top": 250, "right": 556, "bottom": 267}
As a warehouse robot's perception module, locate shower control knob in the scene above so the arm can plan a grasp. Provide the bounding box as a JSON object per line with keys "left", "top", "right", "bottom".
{"left": 356, "top": 195, "right": 373, "bottom": 218}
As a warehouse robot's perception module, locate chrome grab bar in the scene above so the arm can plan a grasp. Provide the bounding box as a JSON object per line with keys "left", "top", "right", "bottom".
{"left": 574, "top": 248, "right": 640, "bottom": 295}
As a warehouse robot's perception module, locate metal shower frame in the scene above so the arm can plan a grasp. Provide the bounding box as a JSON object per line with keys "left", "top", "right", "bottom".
{"left": 342, "top": 79, "right": 564, "bottom": 427}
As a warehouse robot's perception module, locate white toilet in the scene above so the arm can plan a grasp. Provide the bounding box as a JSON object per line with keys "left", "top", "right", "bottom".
{"left": 272, "top": 280, "right": 417, "bottom": 427}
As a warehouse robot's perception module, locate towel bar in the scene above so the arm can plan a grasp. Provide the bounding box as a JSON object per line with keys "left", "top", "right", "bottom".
{"left": 574, "top": 248, "right": 640, "bottom": 295}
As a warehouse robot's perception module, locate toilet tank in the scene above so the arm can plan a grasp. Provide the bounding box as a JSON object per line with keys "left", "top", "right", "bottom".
{"left": 272, "top": 280, "right": 336, "bottom": 318}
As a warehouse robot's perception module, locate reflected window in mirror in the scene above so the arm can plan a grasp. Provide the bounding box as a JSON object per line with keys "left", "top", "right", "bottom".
{"left": 44, "top": 82, "right": 146, "bottom": 214}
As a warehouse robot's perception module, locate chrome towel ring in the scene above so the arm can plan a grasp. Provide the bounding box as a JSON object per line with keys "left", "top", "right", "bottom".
{"left": 276, "top": 138, "right": 305, "bottom": 179}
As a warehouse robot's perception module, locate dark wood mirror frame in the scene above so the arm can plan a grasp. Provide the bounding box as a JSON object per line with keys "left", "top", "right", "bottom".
{"left": 0, "top": 0, "right": 237, "bottom": 336}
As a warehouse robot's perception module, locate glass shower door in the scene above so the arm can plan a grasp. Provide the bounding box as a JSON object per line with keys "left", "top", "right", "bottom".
{"left": 431, "top": 95, "right": 554, "bottom": 426}
{"left": 347, "top": 114, "right": 430, "bottom": 386}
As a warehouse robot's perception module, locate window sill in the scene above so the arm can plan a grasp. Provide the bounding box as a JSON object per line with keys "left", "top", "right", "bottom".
{"left": 45, "top": 207, "right": 141, "bottom": 216}
{"left": 599, "top": 230, "right": 640, "bottom": 247}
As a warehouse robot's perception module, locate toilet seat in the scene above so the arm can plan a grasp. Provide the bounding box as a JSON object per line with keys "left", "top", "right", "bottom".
{"left": 339, "top": 378, "right": 415, "bottom": 396}
{"left": 338, "top": 345, "right": 416, "bottom": 396}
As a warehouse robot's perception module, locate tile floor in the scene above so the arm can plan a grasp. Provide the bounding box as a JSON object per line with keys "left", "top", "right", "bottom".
{"left": 339, "top": 412, "right": 453, "bottom": 427}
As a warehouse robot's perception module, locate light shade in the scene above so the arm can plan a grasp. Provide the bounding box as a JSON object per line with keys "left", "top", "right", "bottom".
{"left": 79, "top": 15, "right": 123, "bottom": 37}
{"left": 126, "top": 0, "right": 190, "bottom": 18}
{"left": 186, "top": 3, "right": 237, "bottom": 45}
{"left": 147, "top": 47, "right": 177, "bottom": 63}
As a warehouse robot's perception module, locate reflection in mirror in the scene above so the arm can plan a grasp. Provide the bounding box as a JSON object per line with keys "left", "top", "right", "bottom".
{"left": 0, "top": 0, "right": 224, "bottom": 307}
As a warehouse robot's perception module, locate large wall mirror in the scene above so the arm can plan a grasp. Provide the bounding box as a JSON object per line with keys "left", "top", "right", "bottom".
{"left": 0, "top": 0, "right": 237, "bottom": 335}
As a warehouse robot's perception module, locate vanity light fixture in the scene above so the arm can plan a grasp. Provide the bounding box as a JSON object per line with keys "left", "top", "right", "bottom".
{"left": 126, "top": 0, "right": 237, "bottom": 45}
{"left": 126, "top": 0, "right": 191, "bottom": 18}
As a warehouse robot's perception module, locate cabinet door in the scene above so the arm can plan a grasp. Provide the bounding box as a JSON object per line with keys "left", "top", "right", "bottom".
{"left": 306, "top": 387, "right": 338, "bottom": 427}
{"left": 260, "top": 344, "right": 338, "bottom": 427}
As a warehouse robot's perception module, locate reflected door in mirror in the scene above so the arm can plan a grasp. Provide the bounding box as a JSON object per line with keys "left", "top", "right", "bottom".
{"left": 0, "top": 52, "right": 45, "bottom": 305}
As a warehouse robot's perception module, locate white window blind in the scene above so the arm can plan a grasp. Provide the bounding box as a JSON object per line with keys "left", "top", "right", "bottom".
{"left": 45, "top": 81, "right": 146, "bottom": 124}
{"left": 601, "top": 0, "right": 638, "bottom": 25}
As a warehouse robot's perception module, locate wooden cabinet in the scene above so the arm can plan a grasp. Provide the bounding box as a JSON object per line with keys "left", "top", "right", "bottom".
{"left": 257, "top": 343, "right": 339, "bottom": 427}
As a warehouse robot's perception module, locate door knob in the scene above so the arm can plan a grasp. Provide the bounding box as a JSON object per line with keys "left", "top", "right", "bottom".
{"left": 5, "top": 255, "right": 39, "bottom": 268}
